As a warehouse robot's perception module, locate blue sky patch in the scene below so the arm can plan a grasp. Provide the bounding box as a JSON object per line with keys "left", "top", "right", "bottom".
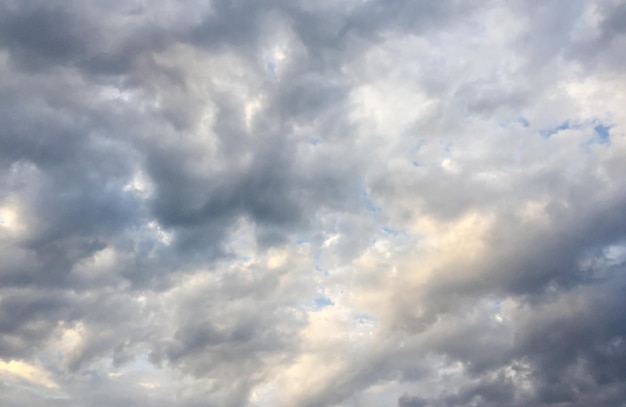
{"left": 540, "top": 121, "right": 569, "bottom": 137}
{"left": 381, "top": 226, "right": 399, "bottom": 236}
{"left": 313, "top": 295, "right": 334, "bottom": 310}
{"left": 594, "top": 124, "right": 611, "bottom": 143}
{"left": 518, "top": 117, "right": 530, "bottom": 127}
{"left": 356, "top": 314, "right": 374, "bottom": 324}
{"left": 360, "top": 189, "right": 381, "bottom": 213}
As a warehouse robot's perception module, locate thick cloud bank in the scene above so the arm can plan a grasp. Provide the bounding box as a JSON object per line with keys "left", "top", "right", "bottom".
{"left": 1, "top": 1, "right": 626, "bottom": 406}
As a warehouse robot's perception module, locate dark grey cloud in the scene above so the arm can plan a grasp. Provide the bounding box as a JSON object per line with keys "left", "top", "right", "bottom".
{"left": 1, "top": 0, "right": 625, "bottom": 406}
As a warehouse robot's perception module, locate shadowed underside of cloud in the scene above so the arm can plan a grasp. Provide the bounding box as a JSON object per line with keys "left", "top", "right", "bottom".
{"left": 0, "top": 0, "right": 625, "bottom": 406}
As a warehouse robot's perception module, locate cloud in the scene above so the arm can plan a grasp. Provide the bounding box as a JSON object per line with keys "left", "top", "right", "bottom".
{"left": 1, "top": 0, "right": 625, "bottom": 406}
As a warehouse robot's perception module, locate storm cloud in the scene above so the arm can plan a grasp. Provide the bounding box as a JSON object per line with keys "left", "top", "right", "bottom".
{"left": 1, "top": 0, "right": 625, "bottom": 406}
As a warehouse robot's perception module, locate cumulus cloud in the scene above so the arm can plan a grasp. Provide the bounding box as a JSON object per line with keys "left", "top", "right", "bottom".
{"left": 1, "top": 0, "right": 625, "bottom": 406}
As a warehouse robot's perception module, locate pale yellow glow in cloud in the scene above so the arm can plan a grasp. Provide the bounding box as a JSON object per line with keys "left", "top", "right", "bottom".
{"left": 518, "top": 199, "right": 551, "bottom": 226}
{"left": 0, "top": 359, "right": 59, "bottom": 389}
{"left": 266, "top": 248, "right": 289, "bottom": 269}
{"left": 0, "top": 204, "right": 25, "bottom": 237}
{"left": 441, "top": 158, "right": 459, "bottom": 173}
{"left": 322, "top": 233, "right": 340, "bottom": 248}
{"left": 58, "top": 322, "right": 85, "bottom": 354}
{"left": 244, "top": 96, "right": 264, "bottom": 130}
{"left": 275, "top": 352, "right": 347, "bottom": 407}
{"left": 412, "top": 212, "right": 493, "bottom": 260}
{"left": 399, "top": 211, "right": 495, "bottom": 287}
{"left": 138, "top": 381, "right": 160, "bottom": 389}
{"left": 267, "top": 301, "right": 376, "bottom": 406}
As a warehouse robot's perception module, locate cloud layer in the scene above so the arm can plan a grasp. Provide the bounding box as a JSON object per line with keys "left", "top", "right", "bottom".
{"left": 1, "top": 1, "right": 625, "bottom": 406}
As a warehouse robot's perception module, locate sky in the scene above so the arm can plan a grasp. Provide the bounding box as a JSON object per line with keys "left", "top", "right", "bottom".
{"left": 0, "top": 0, "right": 626, "bottom": 406}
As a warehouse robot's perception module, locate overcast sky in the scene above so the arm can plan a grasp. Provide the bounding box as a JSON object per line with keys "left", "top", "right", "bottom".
{"left": 1, "top": 1, "right": 626, "bottom": 406}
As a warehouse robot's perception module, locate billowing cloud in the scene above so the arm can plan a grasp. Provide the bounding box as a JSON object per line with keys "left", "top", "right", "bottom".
{"left": 1, "top": 0, "right": 625, "bottom": 406}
